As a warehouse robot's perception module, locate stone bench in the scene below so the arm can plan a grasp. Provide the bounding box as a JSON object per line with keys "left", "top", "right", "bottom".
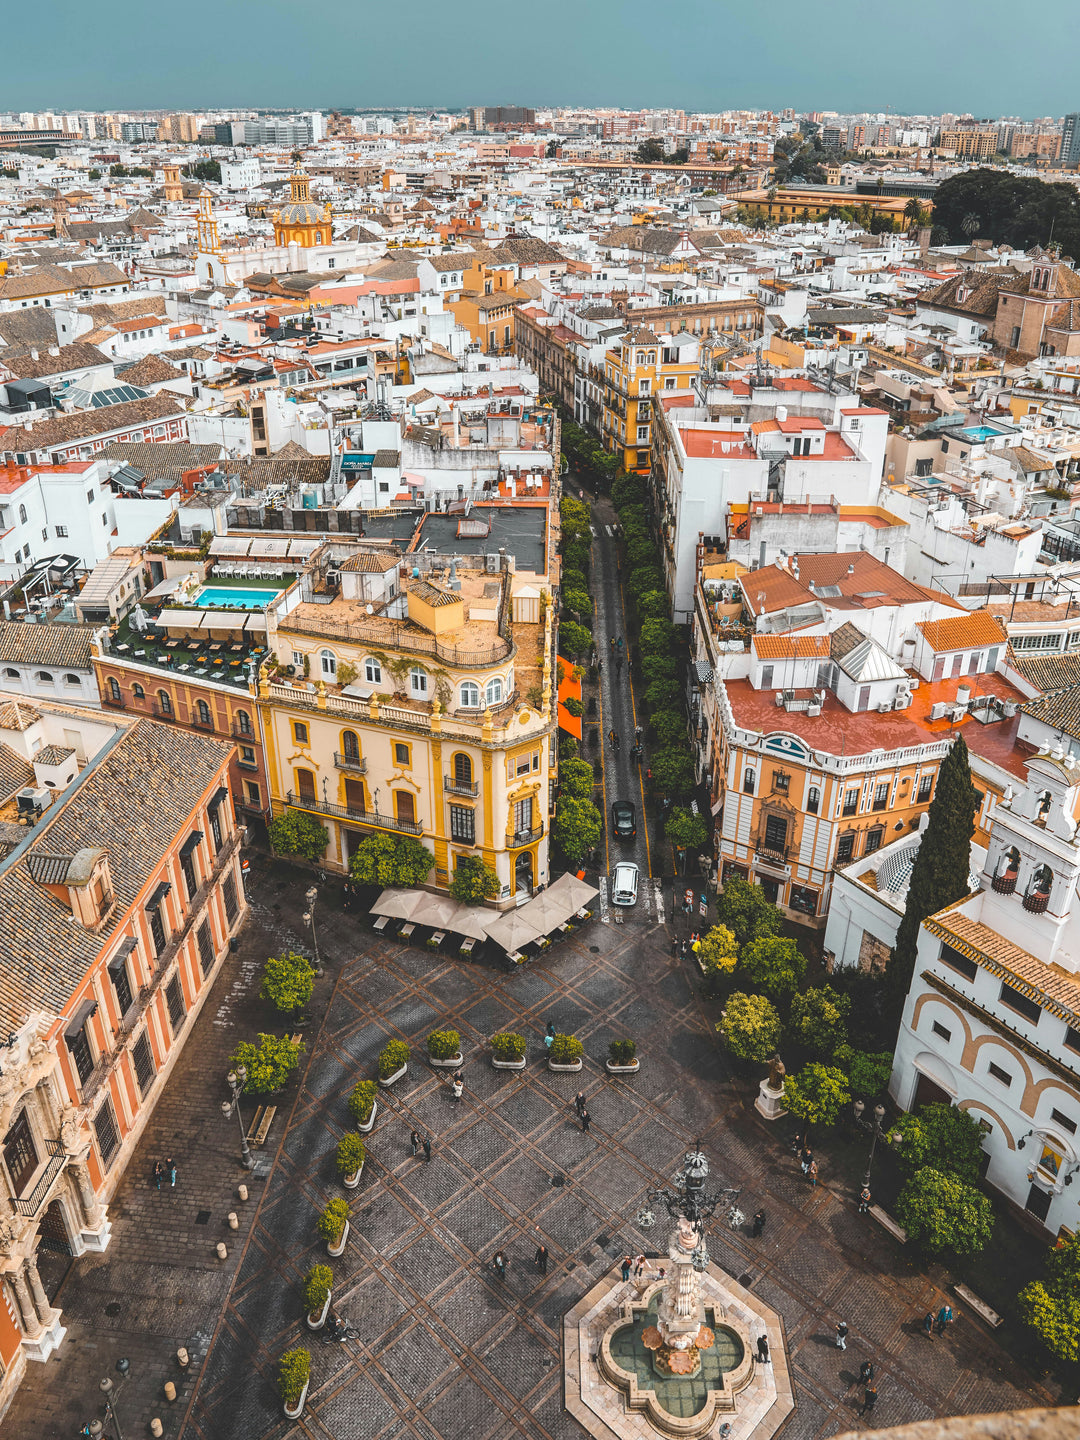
{"left": 955, "top": 1282, "right": 1002, "bottom": 1328}
{"left": 246, "top": 1104, "right": 277, "bottom": 1146}
{"left": 869, "top": 1205, "right": 907, "bottom": 1244}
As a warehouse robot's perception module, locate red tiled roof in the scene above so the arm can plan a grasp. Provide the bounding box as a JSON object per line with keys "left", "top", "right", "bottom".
{"left": 916, "top": 611, "right": 1008, "bottom": 654}
{"left": 777, "top": 416, "right": 824, "bottom": 432}
{"left": 752, "top": 634, "right": 831, "bottom": 658}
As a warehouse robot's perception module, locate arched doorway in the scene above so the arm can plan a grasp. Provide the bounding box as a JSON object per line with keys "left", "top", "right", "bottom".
{"left": 515, "top": 850, "right": 533, "bottom": 896}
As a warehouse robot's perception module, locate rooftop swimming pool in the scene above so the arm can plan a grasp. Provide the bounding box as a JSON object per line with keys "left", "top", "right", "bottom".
{"left": 962, "top": 425, "right": 1007, "bottom": 442}
{"left": 194, "top": 586, "right": 281, "bottom": 610}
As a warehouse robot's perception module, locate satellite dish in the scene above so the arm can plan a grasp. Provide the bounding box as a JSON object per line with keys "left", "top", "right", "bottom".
{"left": 366, "top": 604, "right": 374, "bottom": 615}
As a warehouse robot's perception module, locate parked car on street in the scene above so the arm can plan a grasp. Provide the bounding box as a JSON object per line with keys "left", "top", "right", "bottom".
{"left": 611, "top": 861, "right": 639, "bottom": 907}
{"left": 611, "top": 800, "right": 636, "bottom": 840}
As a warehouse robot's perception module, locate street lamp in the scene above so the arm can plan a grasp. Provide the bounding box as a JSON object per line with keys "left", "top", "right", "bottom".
{"left": 89, "top": 1358, "right": 129, "bottom": 1440}
{"left": 222, "top": 1066, "right": 253, "bottom": 1170}
{"left": 304, "top": 885, "right": 322, "bottom": 975}
{"left": 633, "top": 1142, "right": 740, "bottom": 1270}
{"left": 853, "top": 1100, "right": 895, "bottom": 1192}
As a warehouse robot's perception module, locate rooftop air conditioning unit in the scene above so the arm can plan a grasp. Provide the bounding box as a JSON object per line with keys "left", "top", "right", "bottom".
{"left": 807, "top": 702, "right": 822, "bottom": 716}
{"left": 16, "top": 787, "right": 51, "bottom": 820}
{"left": 326, "top": 570, "right": 341, "bottom": 590}
{"left": 877, "top": 700, "right": 892, "bottom": 713}
{"left": 930, "top": 700, "right": 950, "bottom": 721}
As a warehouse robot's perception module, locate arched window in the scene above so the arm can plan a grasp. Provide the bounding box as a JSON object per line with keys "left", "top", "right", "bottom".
{"left": 320, "top": 649, "right": 337, "bottom": 679}
{"left": 342, "top": 729, "right": 360, "bottom": 762}
{"left": 236, "top": 710, "right": 252, "bottom": 735}
{"left": 410, "top": 666, "right": 428, "bottom": 697}
{"left": 454, "top": 752, "right": 473, "bottom": 785}
{"left": 364, "top": 657, "right": 381, "bottom": 684}
{"left": 315, "top": 230, "right": 323, "bottom": 244}
{"left": 132, "top": 682, "right": 145, "bottom": 700}
{"left": 485, "top": 676, "right": 503, "bottom": 706}
{"left": 18, "top": 505, "right": 26, "bottom": 524}
{"left": 196, "top": 699, "right": 211, "bottom": 726}
{"left": 743, "top": 768, "right": 756, "bottom": 795}
{"left": 36, "top": 671, "right": 54, "bottom": 685}
{"left": 158, "top": 690, "right": 172, "bottom": 715}
{"left": 1025, "top": 863, "right": 1054, "bottom": 913}
{"left": 460, "top": 680, "right": 480, "bottom": 708}
{"left": 993, "top": 845, "right": 1020, "bottom": 894}
{"left": 108, "top": 677, "right": 121, "bottom": 703}
{"left": 63, "top": 673, "right": 80, "bottom": 687}
{"left": 3, "top": 668, "right": 18, "bottom": 679}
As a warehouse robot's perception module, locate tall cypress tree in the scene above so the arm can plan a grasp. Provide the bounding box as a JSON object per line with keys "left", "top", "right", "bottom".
{"left": 890, "top": 734, "right": 979, "bottom": 999}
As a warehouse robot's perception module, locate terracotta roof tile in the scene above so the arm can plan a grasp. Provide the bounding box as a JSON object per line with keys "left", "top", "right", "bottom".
{"left": 916, "top": 611, "right": 1008, "bottom": 654}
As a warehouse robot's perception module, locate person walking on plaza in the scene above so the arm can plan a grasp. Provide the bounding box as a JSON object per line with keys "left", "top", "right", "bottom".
{"left": 632, "top": 1254, "right": 646, "bottom": 1280}
{"left": 936, "top": 1303, "right": 954, "bottom": 1335}
{"left": 492, "top": 1250, "right": 507, "bottom": 1281}
{"left": 858, "top": 1359, "right": 875, "bottom": 1387}
{"left": 580, "top": 1108, "right": 591, "bottom": 1134}
{"left": 807, "top": 1158, "right": 818, "bottom": 1187}
{"left": 835, "top": 1320, "right": 848, "bottom": 1350}
{"left": 752, "top": 1208, "right": 767, "bottom": 1238}
{"left": 574, "top": 1091, "right": 586, "bottom": 1118}
{"left": 860, "top": 1384, "right": 878, "bottom": 1417}
{"left": 410, "top": 1130, "right": 420, "bottom": 1157}
{"left": 859, "top": 1185, "right": 872, "bottom": 1214}
{"left": 165, "top": 1157, "right": 177, "bottom": 1188}
{"left": 534, "top": 1241, "right": 548, "bottom": 1274}
{"left": 621, "top": 1255, "right": 632, "bottom": 1282}
{"left": 422, "top": 1137, "right": 432, "bottom": 1162}
{"left": 545, "top": 1022, "right": 556, "bottom": 1051}
{"left": 450, "top": 1075, "right": 463, "bottom": 1101}
{"left": 152, "top": 1160, "right": 164, "bottom": 1191}
{"left": 800, "top": 1144, "right": 813, "bottom": 1175}
{"left": 923, "top": 1310, "right": 935, "bottom": 1338}
{"left": 756, "top": 1333, "right": 770, "bottom": 1364}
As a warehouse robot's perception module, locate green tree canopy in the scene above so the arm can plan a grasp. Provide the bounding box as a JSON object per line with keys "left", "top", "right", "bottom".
{"left": 782, "top": 1062, "right": 850, "bottom": 1133}
{"left": 629, "top": 566, "right": 665, "bottom": 596}
{"left": 896, "top": 1167, "right": 994, "bottom": 1256}
{"left": 552, "top": 795, "right": 602, "bottom": 865}
{"left": 718, "top": 991, "right": 782, "bottom": 1062}
{"left": 183, "top": 159, "right": 221, "bottom": 183}
{"left": 449, "top": 854, "right": 500, "bottom": 905}
{"left": 563, "top": 588, "right": 591, "bottom": 617}
{"left": 787, "top": 985, "right": 851, "bottom": 1059}
{"left": 892, "top": 1102, "right": 986, "bottom": 1184}
{"left": 349, "top": 833, "right": 433, "bottom": 888}
{"left": 260, "top": 951, "right": 315, "bottom": 1014}
{"left": 644, "top": 679, "right": 683, "bottom": 711}
{"left": 1019, "top": 1232, "right": 1080, "bottom": 1361}
{"left": 932, "top": 167, "right": 1080, "bottom": 253}
{"left": 559, "top": 758, "right": 596, "bottom": 801}
{"left": 715, "top": 875, "right": 783, "bottom": 947}
{"left": 836, "top": 1047, "right": 894, "bottom": 1102}
{"left": 697, "top": 924, "right": 738, "bottom": 976}
{"left": 636, "top": 591, "right": 670, "bottom": 622}
{"left": 641, "top": 654, "right": 679, "bottom": 686}
{"left": 740, "top": 934, "right": 806, "bottom": 1001}
{"left": 231, "top": 1033, "right": 302, "bottom": 1094}
{"left": 268, "top": 809, "right": 329, "bottom": 862}
{"left": 651, "top": 710, "right": 687, "bottom": 748}
{"left": 639, "top": 618, "right": 677, "bottom": 656}
{"left": 891, "top": 735, "right": 979, "bottom": 995}
{"left": 666, "top": 807, "right": 709, "bottom": 852}
{"left": 650, "top": 747, "right": 696, "bottom": 800}
{"left": 635, "top": 138, "right": 667, "bottom": 163}
{"left": 558, "top": 620, "right": 593, "bottom": 659}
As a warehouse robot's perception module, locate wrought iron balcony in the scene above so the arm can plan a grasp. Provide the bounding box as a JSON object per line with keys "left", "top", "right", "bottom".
{"left": 285, "top": 792, "right": 422, "bottom": 835}
{"left": 511, "top": 824, "right": 543, "bottom": 847}
{"left": 991, "top": 872, "right": 1017, "bottom": 895}
{"left": 334, "top": 753, "right": 368, "bottom": 773}
{"left": 1023, "top": 890, "right": 1050, "bottom": 913}
{"left": 444, "top": 776, "right": 479, "bottom": 796}
{"left": 10, "top": 1140, "right": 66, "bottom": 1218}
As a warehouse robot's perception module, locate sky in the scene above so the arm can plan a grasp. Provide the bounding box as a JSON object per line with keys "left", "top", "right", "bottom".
{"left": 12, "top": 0, "right": 1080, "bottom": 117}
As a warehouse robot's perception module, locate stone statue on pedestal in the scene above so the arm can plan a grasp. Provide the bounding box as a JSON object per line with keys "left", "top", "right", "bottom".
{"left": 755, "top": 1053, "right": 788, "bottom": 1122}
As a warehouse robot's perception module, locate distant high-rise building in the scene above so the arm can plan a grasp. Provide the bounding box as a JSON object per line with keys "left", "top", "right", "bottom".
{"left": 1063, "top": 113, "right": 1080, "bottom": 168}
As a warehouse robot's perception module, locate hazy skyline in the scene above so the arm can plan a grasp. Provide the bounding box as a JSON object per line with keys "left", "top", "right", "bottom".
{"left": 8, "top": 0, "right": 1079, "bottom": 117}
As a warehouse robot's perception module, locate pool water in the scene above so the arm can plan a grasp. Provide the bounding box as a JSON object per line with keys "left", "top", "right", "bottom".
{"left": 608, "top": 1299, "right": 744, "bottom": 1418}
{"left": 962, "top": 426, "right": 1005, "bottom": 443}
{"left": 194, "top": 586, "right": 280, "bottom": 609}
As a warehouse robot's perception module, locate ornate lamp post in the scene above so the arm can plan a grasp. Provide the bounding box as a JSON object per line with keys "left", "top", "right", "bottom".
{"left": 303, "top": 885, "right": 322, "bottom": 975}
{"left": 222, "top": 1066, "right": 253, "bottom": 1170}
{"left": 87, "top": 1357, "right": 129, "bottom": 1440}
{"left": 852, "top": 1100, "right": 896, "bottom": 1192}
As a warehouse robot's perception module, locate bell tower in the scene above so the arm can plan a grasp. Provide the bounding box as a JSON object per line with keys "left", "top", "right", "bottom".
{"left": 981, "top": 743, "right": 1080, "bottom": 969}
{"left": 163, "top": 164, "right": 183, "bottom": 204}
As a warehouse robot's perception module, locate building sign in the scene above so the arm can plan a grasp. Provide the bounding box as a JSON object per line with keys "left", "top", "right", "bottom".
{"left": 341, "top": 452, "right": 375, "bottom": 472}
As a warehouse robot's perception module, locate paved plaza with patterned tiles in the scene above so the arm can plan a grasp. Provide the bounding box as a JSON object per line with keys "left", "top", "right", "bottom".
{"left": 5, "top": 857, "right": 1063, "bottom": 1440}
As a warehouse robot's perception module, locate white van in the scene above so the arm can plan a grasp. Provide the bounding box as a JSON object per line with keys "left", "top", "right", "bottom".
{"left": 611, "top": 862, "right": 639, "bottom": 907}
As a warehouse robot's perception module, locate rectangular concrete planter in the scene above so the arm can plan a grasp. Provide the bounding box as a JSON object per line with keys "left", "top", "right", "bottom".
{"left": 283, "top": 1378, "right": 309, "bottom": 1419}
{"left": 355, "top": 1101, "right": 378, "bottom": 1134}
{"left": 327, "top": 1219, "right": 349, "bottom": 1257}
{"left": 492, "top": 1055, "right": 527, "bottom": 1070}
{"left": 605, "top": 1059, "right": 640, "bottom": 1074}
{"left": 548, "top": 1058, "right": 583, "bottom": 1072}
{"left": 429, "top": 1054, "right": 463, "bottom": 1069}
{"left": 378, "top": 1064, "right": 407, "bottom": 1088}
{"left": 342, "top": 1160, "right": 365, "bottom": 1190}
{"left": 306, "top": 1292, "right": 331, "bottom": 1330}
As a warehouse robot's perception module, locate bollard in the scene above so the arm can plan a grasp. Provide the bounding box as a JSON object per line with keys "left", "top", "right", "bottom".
{"left": 227, "top": 1211, "right": 239, "bottom": 1230}
{"left": 237, "top": 1183, "right": 248, "bottom": 1202}
{"left": 151, "top": 1421, "right": 163, "bottom": 1437}
{"left": 216, "top": 1242, "right": 227, "bottom": 1260}
{"left": 176, "top": 1347, "right": 189, "bottom": 1368}
{"left": 164, "top": 1380, "right": 177, "bottom": 1402}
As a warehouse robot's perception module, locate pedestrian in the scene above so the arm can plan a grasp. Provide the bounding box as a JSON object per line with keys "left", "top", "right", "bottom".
{"left": 545, "top": 1022, "right": 556, "bottom": 1051}
{"left": 657, "top": 1267, "right": 666, "bottom": 1282}
{"left": 923, "top": 1310, "right": 935, "bottom": 1338}
{"left": 635, "top": 724, "right": 643, "bottom": 743}
{"left": 752, "top": 1208, "right": 767, "bottom": 1238}
{"left": 581, "top": 1109, "right": 591, "bottom": 1134}
{"left": 790, "top": 1132, "right": 803, "bottom": 1156}
{"left": 451, "top": 1075, "right": 464, "bottom": 1100}
{"left": 807, "top": 1158, "right": 818, "bottom": 1187}
{"left": 799, "top": 1145, "right": 812, "bottom": 1174}
{"left": 574, "top": 1091, "right": 586, "bottom": 1117}
{"left": 680, "top": 939, "right": 688, "bottom": 958}
{"left": 422, "top": 1137, "right": 432, "bottom": 1162}
{"left": 165, "top": 1157, "right": 177, "bottom": 1188}
{"left": 858, "top": 1186, "right": 871, "bottom": 1214}
{"left": 152, "top": 1160, "right": 164, "bottom": 1191}
{"left": 621, "top": 1255, "right": 632, "bottom": 1282}
{"left": 671, "top": 934, "right": 679, "bottom": 958}
{"left": 534, "top": 1242, "right": 548, "bottom": 1274}
{"left": 610, "top": 637, "right": 616, "bottom": 653}
{"left": 410, "top": 1129, "right": 420, "bottom": 1157}
{"left": 756, "top": 1333, "right": 770, "bottom": 1365}
{"left": 493, "top": 1250, "right": 507, "bottom": 1280}
{"left": 597, "top": 658, "right": 603, "bottom": 675}
{"left": 632, "top": 1254, "right": 646, "bottom": 1279}
{"left": 835, "top": 1320, "right": 848, "bottom": 1350}
{"left": 860, "top": 1385, "right": 878, "bottom": 1417}
{"left": 935, "top": 1303, "right": 954, "bottom": 1335}
{"left": 858, "top": 1359, "right": 875, "bottom": 1386}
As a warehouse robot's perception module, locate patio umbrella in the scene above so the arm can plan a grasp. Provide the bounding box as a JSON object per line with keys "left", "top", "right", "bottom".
{"left": 517, "top": 890, "right": 573, "bottom": 933}
{"left": 445, "top": 906, "right": 492, "bottom": 942}
{"left": 482, "top": 909, "right": 543, "bottom": 953}
{"left": 410, "top": 893, "right": 464, "bottom": 929}
{"left": 546, "top": 872, "right": 599, "bottom": 910}
{"left": 370, "top": 888, "right": 428, "bottom": 920}
{"left": 130, "top": 604, "right": 149, "bottom": 632}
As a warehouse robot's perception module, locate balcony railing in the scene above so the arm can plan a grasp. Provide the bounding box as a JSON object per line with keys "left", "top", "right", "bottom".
{"left": 232, "top": 723, "right": 256, "bottom": 741}
{"left": 511, "top": 824, "right": 543, "bottom": 847}
{"left": 102, "top": 692, "right": 126, "bottom": 709}
{"left": 991, "top": 872, "right": 1017, "bottom": 895}
{"left": 444, "top": 776, "right": 479, "bottom": 796}
{"left": 10, "top": 1140, "right": 66, "bottom": 1218}
{"left": 1023, "top": 890, "right": 1050, "bottom": 913}
{"left": 285, "top": 792, "right": 422, "bottom": 835}
{"left": 334, "top": 753, "right": 368, "bottom": 773}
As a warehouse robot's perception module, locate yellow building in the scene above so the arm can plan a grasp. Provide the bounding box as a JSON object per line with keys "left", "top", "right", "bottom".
{"left": 447, "top": 261, "right": 528, "bottom": 354}
{"left": 601, "top": 327, "right": 699, "bottom": 473}
{"left": 272, "top": 166, "right": 333, "bottom": 249}
{"left": 258, "top": 547, "right": 557, "bottom": 900}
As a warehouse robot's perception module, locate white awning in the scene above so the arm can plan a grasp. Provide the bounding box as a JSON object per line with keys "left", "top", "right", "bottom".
{"left": 143, "top": 575, "right": 188, "bottom": 600}
{"left": 242, "top": 613, "right": 267, "bottom": 633}
{"left": 287, "top": 539, "right": 321, "bottom": 559}
{"left": 208, "top": 536, "right": 252, "bottom": 556}
{"left": 157, "top": 607, "right": 206, "bottom": 628}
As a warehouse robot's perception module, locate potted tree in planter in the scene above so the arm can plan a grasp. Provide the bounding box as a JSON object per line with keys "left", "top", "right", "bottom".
{"left": 491, "top": 1032, "right": 527, "bottom": 1070}
{"left": 548, "top": 1034, "right": 584, "bottom": 1072}
{"left": 336, "top": 1133, "right": 366, "bottom": 1189}
{"left": 278, "top": 1346, "right": 311, "bottom": 1419}
{"left": 304, "top": 1265, "right": 334, "bottom": 1330}
{"left": 377, "top": 1039, "right": 409, "bottom": 1088}
{"left": 347, "top": 1079, "right": 378, "bottom": 1134}
{"left": 427, "top": 1029, "right": 463, "bottom": 1069}
{"left": 606, "top": 1039, "right": 639, "bottom": 1075}
{"left": 317, "top": 1197, "right": 350, "bottom": 1257}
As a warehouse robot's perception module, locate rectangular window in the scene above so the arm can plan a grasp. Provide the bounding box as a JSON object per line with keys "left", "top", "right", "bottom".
{"left": 514, "top": 797, "right": 533, "bottom": 838}
{"left": 743, "top": 769, "right": 755, "bottom": 795}
{"left": 1000, "top": 982, "right": 1041, "bottom": 1025}
{"left": 1066, "top": 1026, "right": 1080, "bottom": 1055}
{"left": 763, "top": 813, "right": 788, "bottom": 851}
{"left": 772, "top": 771, "right": 790, "bottom": 795}
{"left": 223, "top": 873, "right": 239, "bottom": 924}
{"left": 806, "top": 785, "right": 820, "bottom": 815}
{"left": 394, "top": 742, "right": 411, "bottom": 766}
{"left": 181, "top": 852, "right": 198, "bottom": 902}
{"left": 93, "top": 1099, "right": 120, "bottom": 1168}
{"left": 245, "top": 781, "right": 260, "bottom": 806}
{"left": 932, "top": 1021, "right": 952, "bottom": 1041}
{"left": 835, "top": 833, "right": 854, "bottom": 864}
{"left": 865, "top": 827, "right": 884, "bottom": 854}
{"left": 149, "top": 904, "right": 167, "bottom": 958}
{"left": 197, "top": 921, "right": 215, "bottom": 976}
{"left": 239, "top": 745, "right": 256, "bottom": 768}
{"left": 918, "top": 775, "right": 934, "bottom": 803}
{"left": 988, "top": 1061, "right": 1012, "bottom": 1086}
{"left": 55, "top": 525, "right": 68, "bottom": 537}
{"left": 1051, "top": 1107, "right": 1078, "bottom": 1135}
{"left": 842, "top": 789, "right": 858, "bottom": 816}
{"left": 109, "top": 956, "right": 133, "bottom": 1018}
{"left": 293, "top": 722, "right": 308, "bottom": 745}
{"left": 872, "top": 783, "right": 889, "bottom": 811}
{"left": 132, "top": 1032, "right": 155, "bottom": 1097}
{"left": 66, "top": 1016, "right": 96, "bottom": 1084}
{"left": 165, "top": 975, "right": 186, "bottom": 1032}
{"left": 939, "top": 943, "right": 978, "bottom": 981}
{"left": 449, "top": 806, "right": 475, "bottom": 844}
{"left": 292, "top": 651, "right": 304, "bottom": 670}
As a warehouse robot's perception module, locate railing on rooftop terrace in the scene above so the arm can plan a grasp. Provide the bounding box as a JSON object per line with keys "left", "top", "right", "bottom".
{"left": 277, "top": 613, "right": 513, "bottom": 666}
